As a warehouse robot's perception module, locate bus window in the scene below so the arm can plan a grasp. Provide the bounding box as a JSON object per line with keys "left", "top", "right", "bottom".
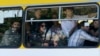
{"left": 24, "top": 3, "right": 99, "bottom": 48}
{"left": 26, "top": 7, "right": 59, "bottom": 20}
{"left": 61, "top": 5, "right": 98, "bottom": 20}
{"left": 0, "top": 7, "right": 22, "bottom": 48}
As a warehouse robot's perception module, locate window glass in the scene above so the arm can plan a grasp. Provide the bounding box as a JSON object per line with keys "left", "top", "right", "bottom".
{"left": 25, "top": 3, "right": 99, "bottom": 48}
{"left": 26, "top": 7, "right": 59, "bottom": 20}
{"left": 0, "top": 7, "right": 22, "bottom": 48}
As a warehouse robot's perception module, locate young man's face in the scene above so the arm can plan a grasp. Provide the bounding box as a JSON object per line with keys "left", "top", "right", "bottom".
{"left": 34, "top": 10, "right": 42, "bottom": 19}
{"left": 93, "top": 21, "right": 99, "bottom": 28}
{"left": 12, "top": 22, "right": 20, "bottom": 30}
{"left": 65, "top": 9, "right": 73, "bottom": 17}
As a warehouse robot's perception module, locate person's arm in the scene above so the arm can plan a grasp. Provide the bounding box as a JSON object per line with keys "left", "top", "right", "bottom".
{"left": 81, "top": 31, "right": 98, "bottom": 42}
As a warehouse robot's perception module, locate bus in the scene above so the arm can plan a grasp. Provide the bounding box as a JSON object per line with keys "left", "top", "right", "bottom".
{"left": 0, "top": 0, "right": 100, "bottom": 56}
{"left": 0, "top": 1, "right": 99, "bottom": 49}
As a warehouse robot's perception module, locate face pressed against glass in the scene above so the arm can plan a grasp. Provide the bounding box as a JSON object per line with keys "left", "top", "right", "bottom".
{"left": 0, "top": 8, "right": 22, "bottom": 48}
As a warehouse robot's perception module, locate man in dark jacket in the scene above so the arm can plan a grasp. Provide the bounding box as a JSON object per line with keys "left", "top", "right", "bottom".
{"left": 0, "top": 21, "right": 21, "bottom": 47}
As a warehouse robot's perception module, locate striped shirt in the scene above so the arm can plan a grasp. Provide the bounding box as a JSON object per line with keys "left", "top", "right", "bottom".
{"left": 68, "top": 29, "right": 98, "bottom": 47}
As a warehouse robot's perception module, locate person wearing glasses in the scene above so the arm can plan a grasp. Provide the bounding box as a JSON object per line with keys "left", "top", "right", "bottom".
{"left": 43, "top": 21, "right": 66, "bottom": 47}
{"left": 29, "top": 22, "right": 47, "bottom": 47}
{"left": 84, "top": 20, "right": 99, "bottom": 46}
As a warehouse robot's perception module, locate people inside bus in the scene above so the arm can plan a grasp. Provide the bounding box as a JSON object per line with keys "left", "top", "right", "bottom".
{"left": 26, "top": 9, "right": 52, "bottom": 47}
{"left": 32, "top": 9, "right": 42, "bottom": 20}
{"left": 28, "top": 22, "right": 47, "bottom": 47}
{"left": 42, "top": 13, "right": 59, "bottom": 47}
{"left": 43, "top": 21, "right": 66, "bottom": 47}
{"left": 84, "top": 20, "right": 99, "bottom": 46}
{"left": 0, "top": 21, "right": 21, "bottom": 47}
{"left": 26, "top": 7, "right": 98, "bottom": 47}
{"left": 45, "top": 13, "right": 58, "bottom": 30}
{"left": 38, "top": 22, "right": 47, "bottom": 46}
{"left": 61, "top": 7, "right": 97, "bottom": 38}
{"left": 30, "top": 8, "right": 58, "bottom": 32}
{"left": 89, "top": 20, "right": 99, "bottom": 37}
{"left": 61, "top": 7, "right": 77, "bottom": 38}
{"left": 31, "top": 9, "right": 52, "bottom": 31}
{"left": 68, "top": 21, "right": 99, "bottom": 47}
{"left": 31, "top": 9, "right": 43, "bottom": 32}
{"left": 32, "top": 8, "right": 51, "bottom": 20}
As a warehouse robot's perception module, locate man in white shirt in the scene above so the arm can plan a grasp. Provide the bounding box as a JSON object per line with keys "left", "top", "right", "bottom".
{"left": 61, "top": 7, "right": 77, "bottom": 38}
{"left": 68, "top": 21, "right": 99, "bottom": 47}
{"left": 61, "top": 7, "right": 97, "bottom": 38}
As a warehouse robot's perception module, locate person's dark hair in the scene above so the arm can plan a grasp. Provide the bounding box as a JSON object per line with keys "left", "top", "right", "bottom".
{"left": 93, "top": 19, "right": 98, "bottom": 22}
{"left": 36, "top": 22, "right": 46, "bottom": 32}
{"left": 51, "top": 12, "right": 58, "bottom": 18}
{"left": 34, "top": 9, "right": 41, "bottom": 12}
{"left": 11, "top": 21, "right": 20, "bottom": 27}
{"left": 78, "top": 21, "right": 88, "bottom": 29}
{"left": 11, "top": 21, "right": 20, "bottom": 25}
{"left": 64, "top": 7, "right": 74, "bottom": 11}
